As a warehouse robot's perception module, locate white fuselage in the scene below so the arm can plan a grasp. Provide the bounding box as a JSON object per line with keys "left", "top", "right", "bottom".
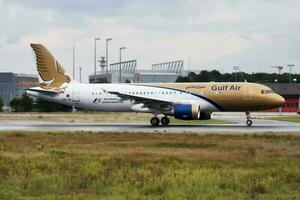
{"left": 27, "top": 81, "right": 219, "bottom": 113}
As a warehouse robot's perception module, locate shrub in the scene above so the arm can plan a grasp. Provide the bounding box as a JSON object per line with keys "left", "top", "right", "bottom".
{"left": 9, "top": 94, "right": 33, "bottom": 112}
{"left": 0, "top": 97, "right": 3, "bottom": 112}
{"left": 35, "top": 99, "right": 72, "bottom": 112}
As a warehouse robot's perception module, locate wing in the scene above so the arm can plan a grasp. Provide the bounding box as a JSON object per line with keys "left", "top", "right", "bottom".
{"left": 108, "top": 91, "right": 173, "bottom": 111}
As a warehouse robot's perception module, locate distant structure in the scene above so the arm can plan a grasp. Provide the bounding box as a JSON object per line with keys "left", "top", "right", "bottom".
{"left": 89, "top": 60, "right": 184, "bottom": 83}
{"left": 0, "top": 73, "right": 39, "bottom": 105}
{"left": 98, "top": 57, "right": 106, "bottom": 72}
{"left": 264, "top": 83, "right": 300, "bottom": 112}
{"left": 90, "top": 60, "right": 137, "bottom": 83}
{"left": 136, "top": 60, "right": 183, "bottom": 83}
{"left": 151, "top": 60, "right": 183, "bottom": 74}
{"left": 271, "top": 66, "right": 284, "bottom": 74}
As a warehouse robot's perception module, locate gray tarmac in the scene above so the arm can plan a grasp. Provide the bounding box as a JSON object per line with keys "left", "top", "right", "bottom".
{"left": 0, "top": 115, "right": 299, "bottom": 133}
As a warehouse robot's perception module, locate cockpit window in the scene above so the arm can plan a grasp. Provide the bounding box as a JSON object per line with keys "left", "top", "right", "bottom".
{"left": 261, "top": 89, "right": 274, "bottom": 94}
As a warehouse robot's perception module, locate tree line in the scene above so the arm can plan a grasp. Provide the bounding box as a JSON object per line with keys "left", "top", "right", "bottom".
{"left": 3, "top": 94, "right": 72, "bottom": 112}
{"left": 176, "top": 70, "right": 300, "bottom": 83}
{"left": 0, "top": 97, "right": 3, "bottom": 112}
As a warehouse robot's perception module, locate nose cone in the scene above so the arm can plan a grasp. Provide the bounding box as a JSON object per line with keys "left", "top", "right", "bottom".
{"left": 273, "top": 94, "right": 285, "bottom": 107}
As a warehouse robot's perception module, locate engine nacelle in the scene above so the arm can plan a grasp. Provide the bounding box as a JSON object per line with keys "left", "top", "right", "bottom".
{"left": 199, "top": 112, "right": 211, "bottom": 120}
{"left": 173, "top": 104, "right": 200, "bottom": 120}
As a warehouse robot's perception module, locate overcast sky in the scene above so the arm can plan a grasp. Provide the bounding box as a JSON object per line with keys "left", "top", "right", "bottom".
{"left": 0, "top": 0, "right": 299, "bottom": 83}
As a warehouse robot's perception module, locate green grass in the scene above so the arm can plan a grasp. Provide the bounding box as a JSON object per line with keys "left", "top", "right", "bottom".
{"left": 0, "top": 131, "right": 299, "bottom": 199}
{"left": 268, "top": 115, "right": 300, "bottom": 123}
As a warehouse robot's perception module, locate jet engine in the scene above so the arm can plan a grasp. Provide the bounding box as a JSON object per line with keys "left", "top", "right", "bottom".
{"left": 198, "top": 112, "right": 211, "bottom": 120}
{"left": 173, "top": 104, "right": 200, "bottom": 120}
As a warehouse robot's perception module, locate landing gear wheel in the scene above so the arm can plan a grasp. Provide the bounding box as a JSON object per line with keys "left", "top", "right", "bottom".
{"left": 246, "top": 119, "right": 253, "bottom": 127}
{"left": 245, "top": 111, "right": 253, "bottom": 126}
{"left": 150, "top": 117, "right": 160, "bottom": 126}
{"left": 161, "top": 116, "right": 170, "bottom": 126}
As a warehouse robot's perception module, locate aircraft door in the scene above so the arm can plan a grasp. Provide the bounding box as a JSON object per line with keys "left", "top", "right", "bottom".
{"left": 72, "top": 87, "right": 80, "bottom": 103}
{"left": 244, "top": 83, "right": 252, "bottom": 100}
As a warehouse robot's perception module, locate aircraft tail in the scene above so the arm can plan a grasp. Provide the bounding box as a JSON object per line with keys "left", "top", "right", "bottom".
{"left": 30, "top": 43, "right": 72, "bottom": 91}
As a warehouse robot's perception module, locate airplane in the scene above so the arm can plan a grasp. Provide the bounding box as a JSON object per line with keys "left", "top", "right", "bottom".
{"left": 26, "top": 44, "right": 285, "bottom": 126}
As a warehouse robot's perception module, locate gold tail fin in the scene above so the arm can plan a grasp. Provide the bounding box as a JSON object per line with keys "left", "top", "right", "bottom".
{"left": 30, "top": 43, "right": 71, "bottom": 91}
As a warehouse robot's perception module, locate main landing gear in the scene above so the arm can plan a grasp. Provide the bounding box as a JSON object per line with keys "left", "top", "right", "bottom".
{"left": 161, "top": 116, "right": 170, "bottom": 126}
{"left": 150, "top": 117, "right": 160, "bottom": 126}
{"left": 245, "top": 111, "right": 253, "bottom": 127}
{"left": 150, "top": 116, "right": 170, "bottom": 126}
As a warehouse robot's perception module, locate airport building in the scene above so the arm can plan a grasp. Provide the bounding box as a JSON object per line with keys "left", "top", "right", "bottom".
{"left": 89, "top": 60, "right": 137, "bottom": 83}
{"left": 89, "top": 60, "right": 184, "bottom": 83}
{"left": 264, "top": 83, "right": 300, "bottom": 112}
{"left": 0, "top": 73, "right": 39, "bottom": 105}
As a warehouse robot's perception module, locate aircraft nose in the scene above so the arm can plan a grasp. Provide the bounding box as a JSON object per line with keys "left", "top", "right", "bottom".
{"left": 273, "top": 94, "right": 285, "bottom": 107}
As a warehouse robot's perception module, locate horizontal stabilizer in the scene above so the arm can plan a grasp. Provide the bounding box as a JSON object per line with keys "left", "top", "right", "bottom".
{"left": 26, "top": 87, "right": 59, "bottom": 95}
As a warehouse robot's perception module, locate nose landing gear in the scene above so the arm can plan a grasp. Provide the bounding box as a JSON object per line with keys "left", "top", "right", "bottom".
{"left": 246, "top": 111, "right": 253, "bottom": 126}
{"left": 246, "top": 119, "right": 253, "bottom": 126}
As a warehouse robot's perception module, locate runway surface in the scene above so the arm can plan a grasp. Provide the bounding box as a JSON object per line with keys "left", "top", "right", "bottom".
{"left": 0, "top": 116, "right": 299, "bottom": 133}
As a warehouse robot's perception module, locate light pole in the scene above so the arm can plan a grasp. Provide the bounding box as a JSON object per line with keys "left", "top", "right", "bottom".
{"left": 106, "top": 38, "right": 112, "bottom": 76}
{"left": 119, "top": 47, "right": 126, "bottom": 83}
{"left": 72, "top": 44, "right": 75, "bottom": 79}
{"left": 233, "top": 66, "right": 240, "bottom": 82}
{"left": 287, "top": 64, "right": 295, "bottom": 83}
{"left": 71, "top": 44, "right": 76, "bottom": 113}
{"left": 94, "top": 37, "right": 101, "bottom": 78}
{"left": 79, "top": 67, "right": 82, "bottom": 83}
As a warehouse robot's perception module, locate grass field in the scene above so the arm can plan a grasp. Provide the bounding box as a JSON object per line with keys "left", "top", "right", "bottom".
{"left": 0, "top": 112, "right": 232, "bottom": 125}
{"left": 0, "top": 131, "right": 299, "bottom": 199}
{"left": 267, "top": 115, "right": 300, "bottom": 123}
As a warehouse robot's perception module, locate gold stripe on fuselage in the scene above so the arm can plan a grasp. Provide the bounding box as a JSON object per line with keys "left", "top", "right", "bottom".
{"left": 142, "top": 82, "right": 284, "bottom": 111}
{"left": 191, "top": 104, "right": 200, "bottom": 118}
